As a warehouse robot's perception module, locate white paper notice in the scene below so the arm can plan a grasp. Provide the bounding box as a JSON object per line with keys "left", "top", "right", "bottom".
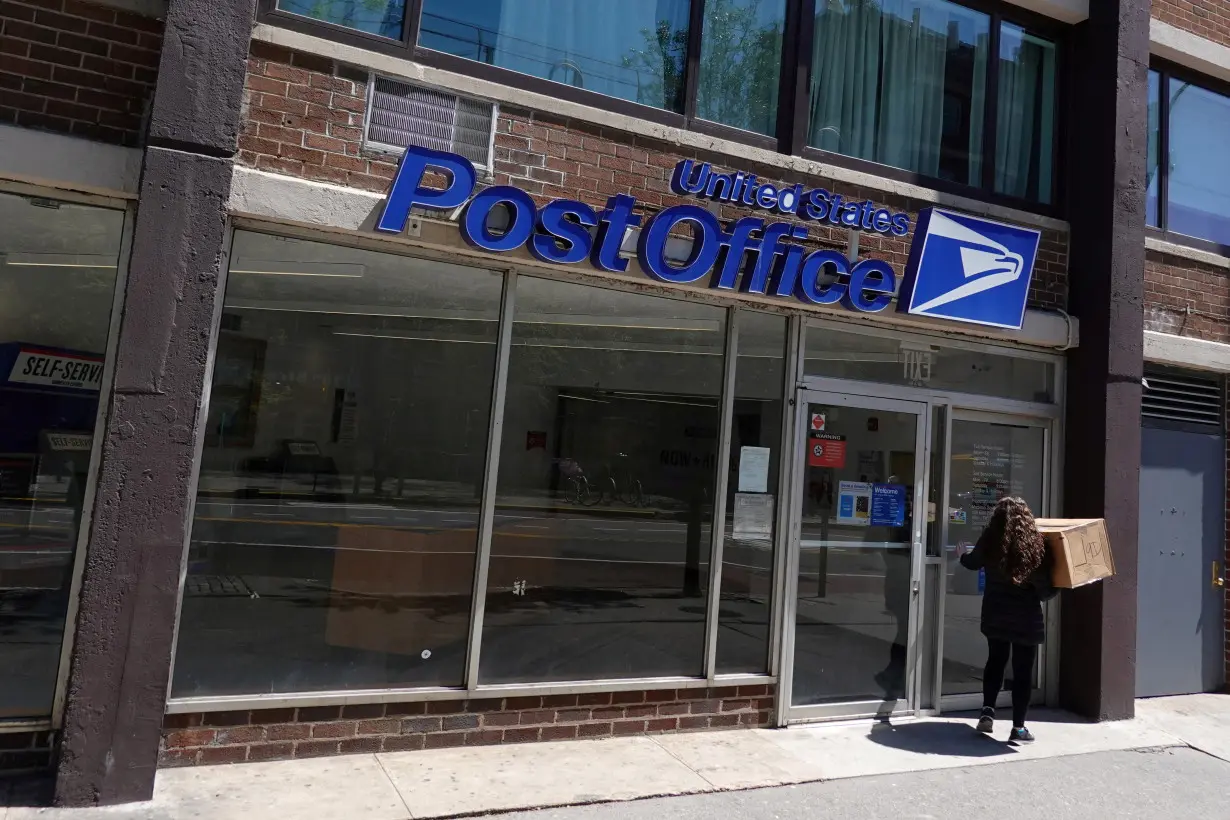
{"left": 733, "top": 493, "right": 774, "bottom": 540}
{"left": 738, "top": 446, "right": 771, "bottom": 492}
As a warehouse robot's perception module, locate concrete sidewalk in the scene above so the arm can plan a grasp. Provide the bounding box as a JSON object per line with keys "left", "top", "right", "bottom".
{"left": 2, "top": 696, "right": 1223, "bottom": 819}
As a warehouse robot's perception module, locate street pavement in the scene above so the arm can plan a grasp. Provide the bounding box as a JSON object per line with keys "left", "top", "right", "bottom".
{"left": 495, "top": 747, "right": 1230, "bottom": 820}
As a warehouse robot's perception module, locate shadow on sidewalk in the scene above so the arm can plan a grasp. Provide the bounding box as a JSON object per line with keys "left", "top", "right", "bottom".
{"left": 865, "top": 720, "right": 1018, "bottom": 758}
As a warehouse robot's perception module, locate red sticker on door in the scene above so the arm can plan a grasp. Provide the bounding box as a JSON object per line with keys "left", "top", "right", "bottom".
{"left": 808, "top": 433, "right": 846, "bottom": 467}
{"left": 810, "top": 412, "right": 826, "bottom": 432}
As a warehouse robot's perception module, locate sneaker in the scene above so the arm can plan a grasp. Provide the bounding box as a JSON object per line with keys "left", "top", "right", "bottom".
{"left": 1009, "top": 726, "right": 1035, "bottom": 743}
{"left": 976, "top": 708, "right": 994, "bottom": 734}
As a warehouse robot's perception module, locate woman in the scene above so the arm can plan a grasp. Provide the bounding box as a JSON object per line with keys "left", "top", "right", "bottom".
{"left": 959, "top": 496, "right": 1056, "bottom": 742}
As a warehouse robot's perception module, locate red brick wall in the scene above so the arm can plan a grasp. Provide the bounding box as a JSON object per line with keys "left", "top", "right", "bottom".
{"left": 0, "top": 730, "right": 54, "bottom": 772}
{"left": 0, "top": 0, "right": 162, "bottom": 146}
{"left": 160, "top": 685, "right": 775, "bottom": 766}
{"left": 238, "top": 44, "right": 1069, "bottom": 312}
{"left": 1144, "top": 249, "right": 1230, "bottom": 342}
{"left": 1153, "top": 0, "right": 1230, "bottom": 47}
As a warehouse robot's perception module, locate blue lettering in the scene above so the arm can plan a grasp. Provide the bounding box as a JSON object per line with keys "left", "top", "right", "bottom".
{"left": 803, "top": 189, "right": 830, "bottom": 221}
{"left": 746, "top": 223, "right": 801, "bottom": 294}
{"left": 754, "top": 184, "right": 779, "bottom": 210}
{"left": 705, "top": 171, "right": 735, "bottom": 201}
{"left": 777, "top": 184, "right": 803, "bottom": 215}
{"left": 637, "top": 205, "right": 723, "bottom": 284}
{"left": 827, "top": 194, "right": 845, "bottom": 225}
{"left": 872, "top": 209, "right": 892, "bottom": 233}
{"left": 377, "top": 145, "right": 476, "bottom": 233}
{"left": 795, "top": 250, "right": 848, "bottom": 305}
{"left": 839, "top": 203, "right": 863, "bottom": 227}
{"left": 763, "top": 243, "right": 806, "bottom": 297}
{"left": 843, "top": 259, "right": 896, "bottom": 313}
{"left": 670, "top": 159, "right": 710, "bottom": 196}
{"left": 592, "top": 194, "right": 641, "bottom": 273}
{"left": 712, "top": 217, "right": 764, "bottom": 291}
{"left": 891, "top": 213, "right": 911, "bottom": 236}
{"left": 460, "top": 186, "right": 536, "bottom": 252}
{"left": 530, "top": 199, "right": 598, "bottom": 264}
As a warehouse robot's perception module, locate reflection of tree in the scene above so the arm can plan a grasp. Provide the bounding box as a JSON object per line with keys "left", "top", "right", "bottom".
{"left": 625, "top": 0, "right": 783, "bottom": 128}
{"left": 694, "top": 0, "right": 782, "bottom": 131}
{"left": 622, "top": 19, "right": 689, "bottom": 111}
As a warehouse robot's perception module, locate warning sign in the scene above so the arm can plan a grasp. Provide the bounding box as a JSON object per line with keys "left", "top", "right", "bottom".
{"left": 808, "top": 433, "right": 846, "bottom": 467}
{"left": 810, "top": 413, "right": 826, "bottom": 432}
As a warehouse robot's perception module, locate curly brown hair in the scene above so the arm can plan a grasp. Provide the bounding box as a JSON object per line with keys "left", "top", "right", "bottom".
{"left": 982, "top": 496, "right": 1045, "bottom": 585}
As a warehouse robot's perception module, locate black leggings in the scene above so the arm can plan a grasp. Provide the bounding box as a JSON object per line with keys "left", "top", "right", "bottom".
{"left": 983, "top": 638, "right": 1037, "bottom": 727}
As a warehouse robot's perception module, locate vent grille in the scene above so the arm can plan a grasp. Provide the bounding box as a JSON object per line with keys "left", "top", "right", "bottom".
{"left": 366, "top": 76, "right": 494, "bottom": 168}
{"left": 1142, "top": 371, "right": 1222, "bottom": 426}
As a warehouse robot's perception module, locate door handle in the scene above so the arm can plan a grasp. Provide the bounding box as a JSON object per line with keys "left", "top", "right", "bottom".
{"left": 1214, "top": 561, "right": 1225, "bottom": 589}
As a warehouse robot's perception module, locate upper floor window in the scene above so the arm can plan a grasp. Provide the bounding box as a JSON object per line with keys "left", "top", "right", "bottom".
{"left": 416, "top": 0, "right": 692, "bottom": 113}
{"left": 265, "top": 0, "right": 1060, "bottom": 207}
{"left": 1148, "top": 67, "right": 1230, "bottom": 249}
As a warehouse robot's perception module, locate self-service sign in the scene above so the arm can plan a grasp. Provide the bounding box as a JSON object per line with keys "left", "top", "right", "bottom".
{"left": 8, "top": 348, "right": 103, "bottom": 391}
{"left": 808, "top": 433, "right": 846, "bottom": 467}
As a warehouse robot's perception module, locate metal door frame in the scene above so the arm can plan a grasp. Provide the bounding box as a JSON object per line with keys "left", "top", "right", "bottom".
{"left": 779, "top": 387, "right": 932, "bottom": 723}
{"left": 932, "top": 408, "right": 1058, "bottom": 715}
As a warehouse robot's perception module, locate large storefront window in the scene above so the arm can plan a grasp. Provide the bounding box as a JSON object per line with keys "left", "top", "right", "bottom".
{"left": 715, "top": 311, "right": 786, "bottom": 674}
{"left": 478, "top": 277, "right": 727, "bottom": 684}
{"left": 0, "top": 192, "right": 123, "bottom": 718}
{"left": 417, "top": 0, "right": 692, "bottom": 111}
{"left": 172, "top": 233, "right": 503, "bottom": 697}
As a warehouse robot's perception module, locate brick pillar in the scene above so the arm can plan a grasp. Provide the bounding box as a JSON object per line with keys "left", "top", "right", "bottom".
{"left": 53, "top": 0, "right": 255, "bottom": 805}
{"left": 1060, "top": 0, "right": 1150, "bottom": 720}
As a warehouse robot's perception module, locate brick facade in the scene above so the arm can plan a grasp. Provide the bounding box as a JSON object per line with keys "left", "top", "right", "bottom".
{"left": 159, "top": 685, "right": 775, "bottom": 766}
{"left": 0, "top": 0, "right": 162, "bottom": 147}
{"left": 1144, "top": 249, "right": 1230, "bottom": 343}
{"left": 1152, "top": 0, "right": 1230, "bottom": 47}
{"left": 238, "top": 43, "right": 1069, "bottom": 312}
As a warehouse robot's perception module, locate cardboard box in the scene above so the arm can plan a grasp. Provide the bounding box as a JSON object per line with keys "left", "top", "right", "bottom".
{"left": 1035, "top": 518, "right": 1115, "bottom": 588}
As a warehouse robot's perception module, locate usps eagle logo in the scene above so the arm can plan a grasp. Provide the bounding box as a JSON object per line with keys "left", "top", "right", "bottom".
{"left": 898, "top": 208, "right": 1042, "bottom": 330}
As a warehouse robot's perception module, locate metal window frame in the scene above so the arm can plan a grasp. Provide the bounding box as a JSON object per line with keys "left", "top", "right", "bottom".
{"left": 1147, "top": 58, "right": 1230, "bottom": 258}
{"left": 702, "top": 310, "right": 739, "bottom": 682}
{"left": 255, "top": 0, "right": 1068, "bottom": 217}
{"left": 0, "top": 183, "right": 133, "bottom": 731}
{"left": 462, "top": 269, "right": 515, "bottom": 690}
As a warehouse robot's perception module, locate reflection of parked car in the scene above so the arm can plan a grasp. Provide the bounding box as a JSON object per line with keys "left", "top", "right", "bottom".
{"left": 235, "top": 440, "right": 344, "bottom": 502}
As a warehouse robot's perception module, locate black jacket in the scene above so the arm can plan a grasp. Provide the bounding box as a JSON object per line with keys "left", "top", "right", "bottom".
{"left": 959, "top": 533, "right": 1057, "bottom": 645}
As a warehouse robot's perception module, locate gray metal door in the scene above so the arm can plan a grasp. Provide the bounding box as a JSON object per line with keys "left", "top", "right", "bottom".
{"left": 1137, "top": 425, "right": 1226, "bottom": 697}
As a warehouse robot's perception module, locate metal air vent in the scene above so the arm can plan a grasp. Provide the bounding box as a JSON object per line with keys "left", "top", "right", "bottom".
{"left": 1142, "top": 370, "right": 1222, "bottom": 426}
{"left": 365, "top": 76, "right": 495, "bottom": 168}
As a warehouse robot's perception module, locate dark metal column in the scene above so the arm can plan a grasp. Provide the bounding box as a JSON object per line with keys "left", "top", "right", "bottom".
{"left": 54, "top": 0, "right": 255, "bottom": 805}
{"left": 1060, "top": 0, "right": 1150, "bottom": 721}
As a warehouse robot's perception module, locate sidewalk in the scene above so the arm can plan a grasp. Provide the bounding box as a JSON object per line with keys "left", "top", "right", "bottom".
{"left": 3, "top": 696, "right": 1224, "bottom": 819}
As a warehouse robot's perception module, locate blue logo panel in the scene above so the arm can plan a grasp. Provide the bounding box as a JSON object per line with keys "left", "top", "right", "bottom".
{"left": 898, "top": 208, "right": 1041, "bottom": 330}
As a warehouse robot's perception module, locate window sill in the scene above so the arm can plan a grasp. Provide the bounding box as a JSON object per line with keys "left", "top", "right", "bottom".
{"left": 1145, "top": 235, "right": 1230, "bottom": 270}
{"left": 250, "top": 24, "right": 1070, "bottom": 235}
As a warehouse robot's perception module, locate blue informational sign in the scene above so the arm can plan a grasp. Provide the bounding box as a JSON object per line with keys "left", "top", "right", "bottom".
{"left": 870, "top": 483, "right": 907, "bottom": 527}
{"left": 897, "top": 208, "right": 1041, "bottom": 330}
{"left": 379, "top": 147, "right": 1039, "bottom": 330}
{"left": 838, "top": 492, "right": 854, "bottom": 520}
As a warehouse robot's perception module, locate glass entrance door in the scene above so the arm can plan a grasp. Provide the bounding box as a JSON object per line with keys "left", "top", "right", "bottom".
{"left": 936, "top": 412, "right": 1050, "bottom": 710}
{"left": 784, "top": 391, "right": 928, "bottom": 719}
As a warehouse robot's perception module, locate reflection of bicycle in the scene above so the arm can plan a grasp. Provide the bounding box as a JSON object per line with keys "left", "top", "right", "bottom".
{"left": 604, "top": 453, "right": 645, "bottom": 507}
{"left": 564, "top": 473, "right": 604, "bottom": 506}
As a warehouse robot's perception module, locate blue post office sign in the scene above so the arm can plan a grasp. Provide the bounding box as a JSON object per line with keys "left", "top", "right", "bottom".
{"left": 378, "top": 146, "right": 1040, "bottom": 331}
{"left": 897, "top": 208, "right": 1041, "bottom": 330}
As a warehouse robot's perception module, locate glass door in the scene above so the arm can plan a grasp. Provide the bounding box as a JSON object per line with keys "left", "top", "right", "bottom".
{"left": 784, "top": 391, "right": 929, "bottom": 720}
{"left": 935, "top": 411, "right": 1051, "bottom": 711}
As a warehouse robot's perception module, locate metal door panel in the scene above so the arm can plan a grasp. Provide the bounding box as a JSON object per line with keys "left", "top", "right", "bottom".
{"left": 1137, "top": 426, "right": 1225, "bottom": 697}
